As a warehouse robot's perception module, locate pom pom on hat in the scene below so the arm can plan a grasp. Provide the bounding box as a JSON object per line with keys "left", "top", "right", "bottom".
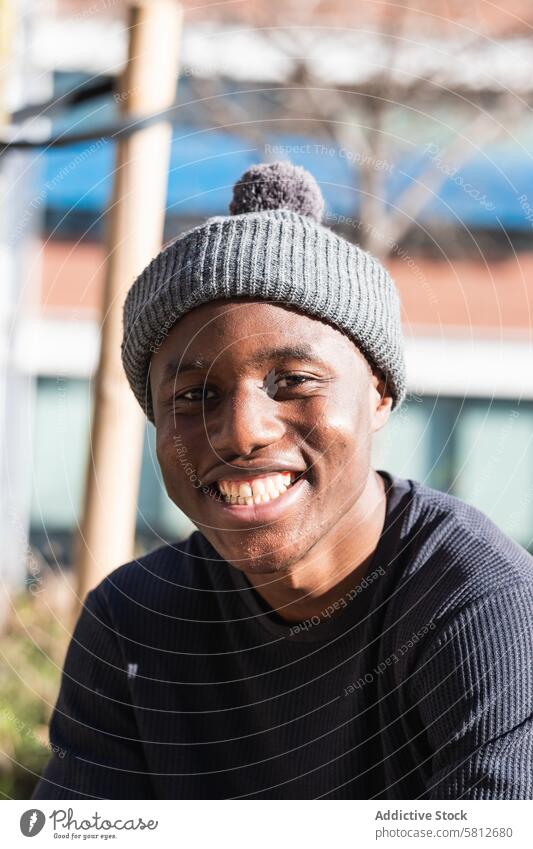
{"left": 229, "top": 160, "right": 325, "bottom": 223}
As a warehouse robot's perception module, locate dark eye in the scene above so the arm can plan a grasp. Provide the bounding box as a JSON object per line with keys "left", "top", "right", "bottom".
{"left": 176, "top": 387, "right": 217, "bottom": 402}
{"left": 275, "top": 374, "right": 313, "bottom": 388}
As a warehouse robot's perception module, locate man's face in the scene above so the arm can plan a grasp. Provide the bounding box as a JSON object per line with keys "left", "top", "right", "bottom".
{"left": 150, "top": 299, "right": 391, "bottom": 573}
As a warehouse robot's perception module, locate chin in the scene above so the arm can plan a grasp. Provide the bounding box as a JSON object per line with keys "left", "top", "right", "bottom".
{"left": 222, "top": 538, "right": 310, "bottom": 575}
{"left": 231, "top": 557, "right": 292, "bottom": 575}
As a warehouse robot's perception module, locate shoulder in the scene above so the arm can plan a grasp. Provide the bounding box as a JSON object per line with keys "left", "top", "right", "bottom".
{"left": 385, "top": 474, "right": 533, "bottom": 635}
{"left": 86, "top": 530, "right": 222, "bottom": 625}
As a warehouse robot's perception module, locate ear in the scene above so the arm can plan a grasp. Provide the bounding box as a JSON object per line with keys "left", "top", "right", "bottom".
{"left": 148, "top": 360, "right": 159, "bottom": 428}
{"left": 369, "top": 368, "right": 393, "bottom": 433}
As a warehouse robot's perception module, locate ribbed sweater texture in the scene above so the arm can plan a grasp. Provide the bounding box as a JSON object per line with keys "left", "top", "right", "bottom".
{"left": 33, "top": 472, "right": 533, "bottom": 800}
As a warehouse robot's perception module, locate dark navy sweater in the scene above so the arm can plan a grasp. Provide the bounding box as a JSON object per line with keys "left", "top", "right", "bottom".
{"left": 34, "top": 471, "right": 533, "bottom": 799}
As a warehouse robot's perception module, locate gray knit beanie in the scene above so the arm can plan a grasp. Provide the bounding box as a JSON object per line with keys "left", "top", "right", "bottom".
{"left": 121, "top": 160, "right": 406, "bottom": 423}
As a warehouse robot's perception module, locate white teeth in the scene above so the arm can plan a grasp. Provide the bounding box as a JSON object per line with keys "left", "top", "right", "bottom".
{"left": 215, "top": 470, "right": 300, "bottom": 505}
{"left": 265, "top": 477, "right": 278, "bottom": 496}
{"left": 251, "top": 478, "right": 266, "bottom": 496}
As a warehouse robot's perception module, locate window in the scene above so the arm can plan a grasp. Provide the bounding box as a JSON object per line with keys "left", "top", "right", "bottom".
{"left": 29, "top": 378, "right": 193, "bottom": 561}
{"left": 373, "top": 394, "right": 533, "bottom": 551}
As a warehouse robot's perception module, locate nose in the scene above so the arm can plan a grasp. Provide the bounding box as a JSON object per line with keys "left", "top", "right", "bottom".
{"left": 207, "top": 380, "right": 286, "bottom": 458}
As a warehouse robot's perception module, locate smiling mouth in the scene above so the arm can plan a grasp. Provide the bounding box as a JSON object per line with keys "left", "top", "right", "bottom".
{"left": 202, "top": 470, "right": 307, "bottom": 506}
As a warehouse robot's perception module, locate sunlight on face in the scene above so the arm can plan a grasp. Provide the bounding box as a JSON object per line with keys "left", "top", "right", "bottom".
{"left": 150, "top": 299, "right": 392, "bottom": 573}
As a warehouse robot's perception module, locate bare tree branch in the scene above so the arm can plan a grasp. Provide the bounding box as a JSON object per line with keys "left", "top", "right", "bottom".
{"left": 381, "top": 93, "right": 526, "bottom": 251}
{"left": 185, "top": 75, "right": 268, "bottom": 151}
{"left": 183, "top": 11, "right": 531, "bottom": 258}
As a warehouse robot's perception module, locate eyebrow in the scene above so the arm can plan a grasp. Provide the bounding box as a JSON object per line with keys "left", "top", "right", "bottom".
{"left": 160, "top": 344, "right": 327, "bottom": 388}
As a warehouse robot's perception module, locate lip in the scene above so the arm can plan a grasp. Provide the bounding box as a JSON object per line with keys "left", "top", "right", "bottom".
{"left": 201, "top": 475, "right": 309, "bottom": 525}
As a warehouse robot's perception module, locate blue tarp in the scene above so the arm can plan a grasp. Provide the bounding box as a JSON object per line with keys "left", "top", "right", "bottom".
{"left": 39, "top": 125, "right": 533, "bottom": 232}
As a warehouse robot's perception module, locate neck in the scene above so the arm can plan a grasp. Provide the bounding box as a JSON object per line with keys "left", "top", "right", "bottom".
{"left": 245, "top": 469, "right": 388, "bottom": 624}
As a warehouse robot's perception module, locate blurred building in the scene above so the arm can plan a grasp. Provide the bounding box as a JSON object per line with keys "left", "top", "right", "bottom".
{"left": 3, "top": 0, "right": 533, "bottom": 581}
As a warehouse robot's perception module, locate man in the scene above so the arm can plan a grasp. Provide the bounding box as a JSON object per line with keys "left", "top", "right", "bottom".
{"left": 34, "top": 161, "right": 533, "bottom": 800}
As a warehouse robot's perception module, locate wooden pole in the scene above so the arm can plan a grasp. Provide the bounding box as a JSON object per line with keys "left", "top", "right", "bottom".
{"left": 75, "top": 0, "right": 182, "bottom": 604}
{"left": 0, "top": 0, "right": 14, "bottom": 128}
{"left": 0, "top": 0, "right": 16, "bottom": 632}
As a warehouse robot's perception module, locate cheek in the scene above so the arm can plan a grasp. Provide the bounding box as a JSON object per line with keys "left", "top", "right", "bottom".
{"left": 155, "top": 425, "right": 174, "bottom": 467}
{"left": 156, "top": 447, "right": 173, "bottom": 495}
{"left": 156, "top": 429, "right": 188, "bottom": 492}
{"left": 305, "top": 386, "right": 371, "bottom": 458}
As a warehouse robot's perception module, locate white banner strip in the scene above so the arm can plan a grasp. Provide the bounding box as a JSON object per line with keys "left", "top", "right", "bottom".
{"left": 3, "top": 799, "right": 532, "bottom": 847}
